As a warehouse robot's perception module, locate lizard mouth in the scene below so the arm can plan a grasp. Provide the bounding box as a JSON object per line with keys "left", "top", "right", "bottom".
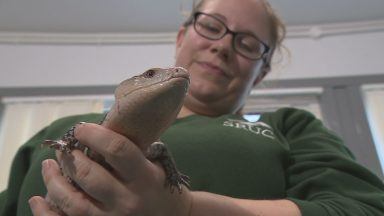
{"left": 142, "top": 74, "right": 189, "bottom": 94}
{"left": 136, "top": 68, "right": 189, "bottom": 94}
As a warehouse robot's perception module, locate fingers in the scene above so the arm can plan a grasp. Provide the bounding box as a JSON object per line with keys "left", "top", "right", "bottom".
{"left": 41, "top": 159, "right": 103, "bottom": 216}
{"left": 41, "top": 122, "right": 191, "bottom": 216}
{"left": 73, "top": 123, "right": 152, "bottom": 182}
{"left": 59, "top": 149, "right": 128, "bottom": 204}
{"left": 29, "top": 196, "right": 60, "bottom": 216}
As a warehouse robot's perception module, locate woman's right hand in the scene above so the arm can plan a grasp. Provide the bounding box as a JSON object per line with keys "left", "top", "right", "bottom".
{"left": 29, "top": 123, "right": 192, "bottom": 216}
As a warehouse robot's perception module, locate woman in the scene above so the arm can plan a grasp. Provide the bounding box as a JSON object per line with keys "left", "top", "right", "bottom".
{"left": 1, "top": 0, "right": 384, "bottom": 215}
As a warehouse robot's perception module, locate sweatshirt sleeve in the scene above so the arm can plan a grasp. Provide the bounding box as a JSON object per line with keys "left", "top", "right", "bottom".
{"left": 0, "top": 127, "right": 49, "bottom": 216}
{"left": 277, "top": 108, "right": 384, "bottom": 216}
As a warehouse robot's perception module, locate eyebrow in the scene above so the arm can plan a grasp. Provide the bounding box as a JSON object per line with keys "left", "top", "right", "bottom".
{"left": 208, "top": 12, "right": 260, "bottom": 39}
{"left": 210, "top": 13, "right": 228, "bottom": 22}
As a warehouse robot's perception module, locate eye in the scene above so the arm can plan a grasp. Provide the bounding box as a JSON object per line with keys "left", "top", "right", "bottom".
{"left": 143, "top": 69, "right": 156, "bottom": 78}
{"left": 236, "top": 35, "right": 261, "bottom": 54}
{"left": 197, "top": 19, "right": 222, "bottom": 35}
{"left": 239, "top": 41, "right": 256, "bottom": 52}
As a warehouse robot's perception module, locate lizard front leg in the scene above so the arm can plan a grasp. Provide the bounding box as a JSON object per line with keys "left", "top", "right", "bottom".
{"left": 43, "top": 122, "right": 88, "bottom": 154}
{"left": 146, "top": 141, "right": 190, "bottom": 193}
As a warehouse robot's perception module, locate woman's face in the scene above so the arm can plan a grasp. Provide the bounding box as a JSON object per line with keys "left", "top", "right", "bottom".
{"left": 175, "top": 0, "right": 271, "bottom": 116}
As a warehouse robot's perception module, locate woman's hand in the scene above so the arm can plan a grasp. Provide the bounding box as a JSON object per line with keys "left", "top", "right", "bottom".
{"left": 29, "top": 123, "right": 192, "bottom": 216}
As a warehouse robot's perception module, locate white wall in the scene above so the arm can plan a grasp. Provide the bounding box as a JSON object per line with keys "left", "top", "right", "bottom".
{"left": 0, "top": 43, "right": 175, "bottom": 88}
{"left": 0, "top": 30, "right": 384, "bottom": 88}
{"left": 278, "top": 31, "right": 384, "bottom": 80}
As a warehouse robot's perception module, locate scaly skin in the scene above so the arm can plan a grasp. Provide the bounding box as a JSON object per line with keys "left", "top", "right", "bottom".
{"left": 44, "top": 67, "right": 190, "bottom": 193}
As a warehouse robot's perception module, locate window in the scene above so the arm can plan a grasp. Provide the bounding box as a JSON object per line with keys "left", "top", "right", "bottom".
{"left": 362, "top": 84, "right": 384, "bottom": 173}
{"left": 0, "top": 95, "right": 110, "bottom": 191}
{"left": 243, "top": 87, "right": 323, "bottom": 120}
{"left": 1, "top": 74, "right": 383, "bottom": 189}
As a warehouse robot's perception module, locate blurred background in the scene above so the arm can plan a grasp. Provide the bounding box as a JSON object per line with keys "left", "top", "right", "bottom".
{"left": 0, "top": 0, "right": 383, "bottom": 190}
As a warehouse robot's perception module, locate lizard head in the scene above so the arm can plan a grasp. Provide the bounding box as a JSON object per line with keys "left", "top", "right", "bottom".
{"left": 104, "top": 67, "right": 190, "bottom": 150}
{"left": 114, "top": 67, "right": 189, "bottom": 99}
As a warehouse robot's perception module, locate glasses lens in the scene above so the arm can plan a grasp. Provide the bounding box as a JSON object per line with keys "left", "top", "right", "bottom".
{"left": 193, "top": 13, "right": 268, "bottom": 60}
{"left": 234, "top": 34, "right": 266, "bottom": 59}
{"left": 194, "top": 14, "right": 225, "bottom": 40}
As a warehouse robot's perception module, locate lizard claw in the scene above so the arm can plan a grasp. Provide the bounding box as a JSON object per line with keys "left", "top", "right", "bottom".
{"left": 42, "top": 140, "right": 72, "bottom": 153}
{"left": 42, "top": 122, "right": 87, "bottom": 154}
{"left": 164, "top": 171, "right": 191, "bottom": 194}
{"left": 147, "top": 141, "right": 191, "bottom": 194}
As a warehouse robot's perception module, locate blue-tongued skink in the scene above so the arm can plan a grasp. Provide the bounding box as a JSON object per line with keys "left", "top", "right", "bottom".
{"left": 44, "top": 67, "right": 190, "bottom": 193}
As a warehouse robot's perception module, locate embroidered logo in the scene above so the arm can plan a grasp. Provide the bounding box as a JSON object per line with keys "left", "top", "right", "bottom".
{"left": 223, "top": 119, "right": 275, "bottom": 139}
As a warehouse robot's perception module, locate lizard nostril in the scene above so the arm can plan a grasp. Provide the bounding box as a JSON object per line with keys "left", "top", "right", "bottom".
{"left": 173, "top": 67, "right": 187, "bottom": 74}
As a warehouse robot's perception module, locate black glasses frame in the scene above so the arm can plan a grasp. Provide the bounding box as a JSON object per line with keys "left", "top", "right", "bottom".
{"left": 192, "top": 12, "right": 270, "bottom": 60}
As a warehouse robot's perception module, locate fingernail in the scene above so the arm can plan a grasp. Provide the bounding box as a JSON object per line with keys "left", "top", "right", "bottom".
{"left": 74, "top": 122, "right": 86, "bottom": 134}
{"left": 76, "top": 122, "right": 86, "bottom": 127}
{"left": 42, "top": 160, "right": 51, "bottom": 173}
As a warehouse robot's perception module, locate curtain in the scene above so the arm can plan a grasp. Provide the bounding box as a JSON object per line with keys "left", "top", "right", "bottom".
{"left": 363, "top": 85, "right": 384, "bottom": 173}
{"left": 0, "top": 97, "right": 105, "bottom": 191}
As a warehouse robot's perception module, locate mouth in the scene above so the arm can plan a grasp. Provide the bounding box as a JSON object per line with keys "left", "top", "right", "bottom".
{"left": 196, "top": 61, "right": 230, "bottom": 78}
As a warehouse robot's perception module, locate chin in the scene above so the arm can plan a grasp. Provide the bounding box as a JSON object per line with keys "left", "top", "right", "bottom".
{"left": 189, "top": 87, "right": 221, "bottom": 102}
{"left": 190, "top": 80, "right": 227, "bottom": 97}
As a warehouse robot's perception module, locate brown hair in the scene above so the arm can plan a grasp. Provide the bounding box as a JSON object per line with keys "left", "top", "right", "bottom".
{"left": 182, "top": 0, "right": 286, "bottom": 65}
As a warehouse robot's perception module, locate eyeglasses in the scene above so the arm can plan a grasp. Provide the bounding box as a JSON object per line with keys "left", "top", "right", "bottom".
{"left": 192, "top": 12, "right": 270, "bottom": 60}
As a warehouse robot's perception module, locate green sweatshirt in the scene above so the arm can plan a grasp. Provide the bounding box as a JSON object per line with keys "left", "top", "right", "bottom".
{"left": 1, "top": 108, "right": 383, "bottom": 215}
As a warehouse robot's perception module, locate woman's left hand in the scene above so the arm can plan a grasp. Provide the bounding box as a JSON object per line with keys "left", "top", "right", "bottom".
{"left": 28, "top": 122, "right": 192, "bottom": 216}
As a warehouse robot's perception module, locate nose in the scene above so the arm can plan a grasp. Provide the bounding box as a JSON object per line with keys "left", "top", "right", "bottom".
{"left": 210, "top": 34, "right": 234, "bottom": 61}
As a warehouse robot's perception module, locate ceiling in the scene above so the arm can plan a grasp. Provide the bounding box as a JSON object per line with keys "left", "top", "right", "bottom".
{"left": 0, "top": 0, "right": 384, "bottom": 34}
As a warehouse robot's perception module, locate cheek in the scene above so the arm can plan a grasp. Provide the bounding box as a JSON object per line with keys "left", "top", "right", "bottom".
{"left": 236, "top": 59, "right": 259, "bottom": 79}
{"left": 183, "top": 31, "right": 213, "bottom": 57}
{"left": 176, "top": 34, "right": 212, "bottom": 70}
{"left": 233, "top": 60, "right": 264, "bottom": 91}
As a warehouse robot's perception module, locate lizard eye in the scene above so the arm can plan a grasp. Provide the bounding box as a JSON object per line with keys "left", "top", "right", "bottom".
{"left": 143, "top": 69, "right": 156, "bottom": 78}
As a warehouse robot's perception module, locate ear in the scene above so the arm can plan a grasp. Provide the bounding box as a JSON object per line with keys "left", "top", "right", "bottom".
{"left": 253, "top": 62, "right": 270, "bottom": 86}
{"left": 176, "top": 26, "right": 187, "bottom": 49}
{"left": 175, "top": 27, "right": 187, "bottom": 58}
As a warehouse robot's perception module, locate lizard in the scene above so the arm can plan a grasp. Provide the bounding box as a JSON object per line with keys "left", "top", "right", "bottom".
{"left": 43, "top": 67, "right": 191, "bottom": 194}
